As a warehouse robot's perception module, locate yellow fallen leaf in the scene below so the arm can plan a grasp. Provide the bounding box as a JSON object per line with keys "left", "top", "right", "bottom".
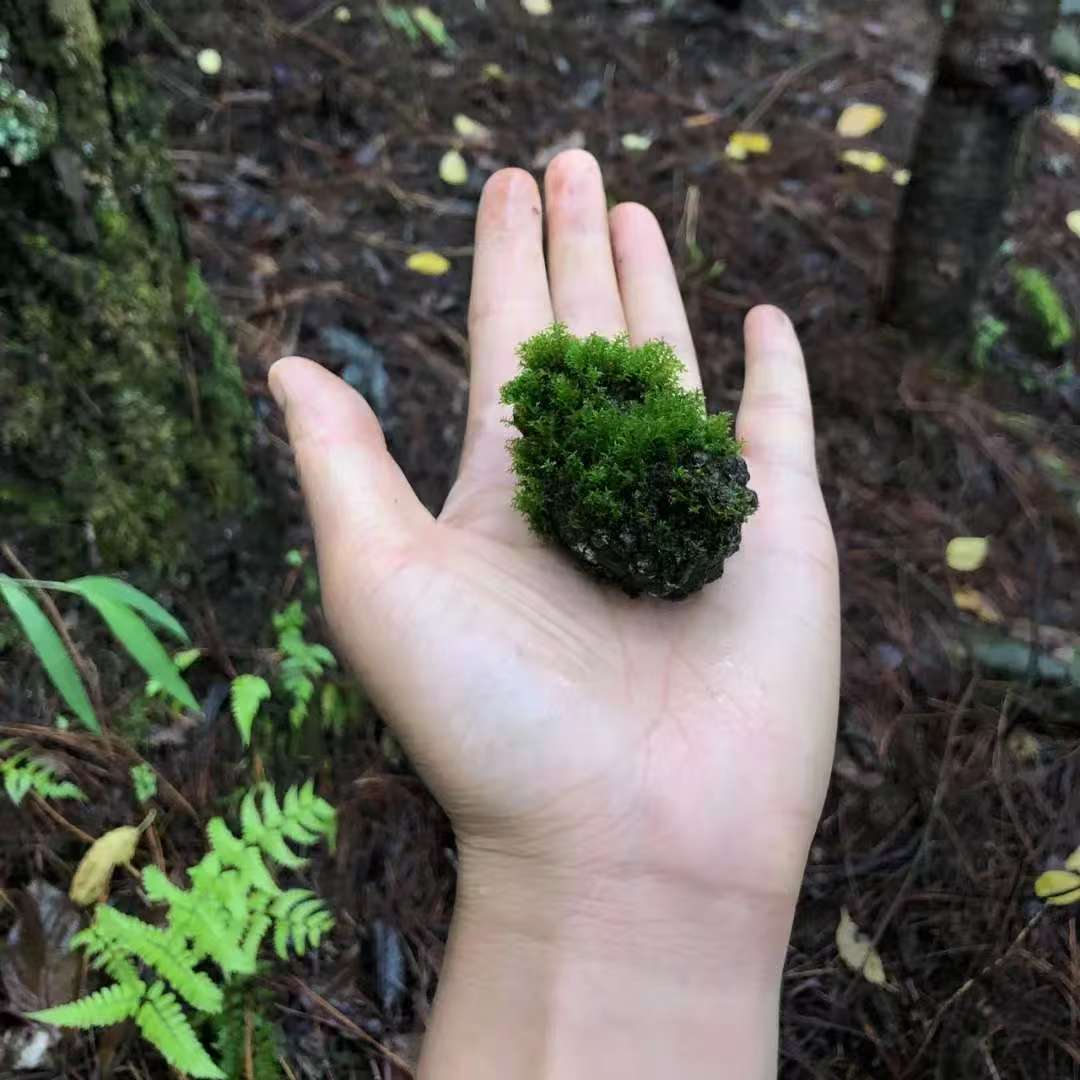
{"left": 1065, "top": 74, "right": 1080, "bottom": 91}
{"left": 952, "top": 587, "right": 1002, "bottom": 624}
{"left": 836, "top": 908, "right": 887, "bottom": 985}
{"left": 406, "top": 251, "right": 451, "bottom": 276}
{"left": 482, "top": 62, "right": 506, "bottom": 81}
{"left": 841, "top": 149, "right": 889, "bottom": 174}
{"left": 196, "top": 48, "right": 223, "bottom": 76}
{"left": 1066, "top": 846, "right": 1080, "bottom": 873}
{"left": 727, "top": 131, "right": 772, "bottom": 157}
{"left": 837, "top": 103, "right": 886, "bottom": 138}
{"left": 1035, "top": 869, "right": 1080, "bottom": 906}
{"left": 1068, "top": 210, "right": 1080, "bottom": 239}
{"left": 70, "top": 825, "right": 142, "bottom": 906}
{"left": 1053, "top": 113, "right": 1080, "bottom": 140}
{"left": 621, "top": 133, "right": 652, "bottom": 152}
{"left": 892, "top": 168, "right": 911, "bottom": 187}
{"left": 521, "top": 0, "right": 552, "bottom": 13}
{"left": 945, "top": 536, "right": 990, "bottom": 573}
{"left": 453, "top": 113, "right": 494, "bottom": 146}
{"left": 439, "top": 149, "right": 468, "bottom": 185}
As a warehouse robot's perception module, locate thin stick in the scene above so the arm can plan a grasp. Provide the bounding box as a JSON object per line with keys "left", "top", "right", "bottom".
{"left": 742, "top": 48, "right": 845, "bottom": 131}
{"left": 288, "top": 980, "right": 415, "bottom": 1075}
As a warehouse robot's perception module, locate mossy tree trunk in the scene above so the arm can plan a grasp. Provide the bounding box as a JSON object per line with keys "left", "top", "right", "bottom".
{"left": 0, "top": 0, "right": 252, "bottom": 574}
{"left": 885, "top": 0, "right": 1060, "bottom": 344}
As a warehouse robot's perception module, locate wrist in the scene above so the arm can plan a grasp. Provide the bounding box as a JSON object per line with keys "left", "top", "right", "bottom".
{"left": 419, "top": 844, "right": 792, "bottom": 1079}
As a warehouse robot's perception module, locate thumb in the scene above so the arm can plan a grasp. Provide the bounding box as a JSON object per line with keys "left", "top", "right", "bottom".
{"left": 269, "top": 357, "right": 431, "bottom": 587}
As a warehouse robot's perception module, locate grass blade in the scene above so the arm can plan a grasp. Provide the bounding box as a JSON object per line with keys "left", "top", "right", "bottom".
{"left": 0, "top": 578, "right": 99, "bottom": 733}
{"left": 82, "top": 595, "right": 199, "bottom": 712}
{"left": 68, "top": 577, "right": 189, "bottom": 643}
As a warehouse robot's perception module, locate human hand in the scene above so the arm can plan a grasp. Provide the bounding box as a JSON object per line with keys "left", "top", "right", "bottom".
{"left": 270, "top": 150, "right": 839, "bottom": 1078}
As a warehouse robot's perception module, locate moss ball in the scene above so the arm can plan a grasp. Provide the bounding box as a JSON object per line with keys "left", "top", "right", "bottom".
{"left": 500, "top": 325, "right": 757, "bottom": 600}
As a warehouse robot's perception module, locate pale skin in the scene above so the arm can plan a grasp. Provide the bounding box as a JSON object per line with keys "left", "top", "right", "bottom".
{"left": 270, "top": 150, "right": 840, "bottom": 1078}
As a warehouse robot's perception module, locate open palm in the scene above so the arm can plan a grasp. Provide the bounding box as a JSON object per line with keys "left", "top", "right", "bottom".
{"left": 271, "top": 150, "right": 839, "bottom": 919}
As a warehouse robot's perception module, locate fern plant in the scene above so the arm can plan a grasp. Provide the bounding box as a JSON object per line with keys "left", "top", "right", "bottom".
{"left": 0, "top": 572, "right": 197, "bottom": 733}
{"left": 273, "top": 602, "right": 337, "bottom": 730}
{"left": 1, "top": 739, "right": 85, "bottom": 805}
{"left": 31, "top": 781, "right": 337, "bottom": 1079}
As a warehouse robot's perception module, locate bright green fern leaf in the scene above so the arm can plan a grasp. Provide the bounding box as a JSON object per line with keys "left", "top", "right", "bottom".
{"left": 31, "top": 980, "right": 145, "bottom": 1028}
{"left": 32, "top": 778, "right": 335, "bottom": 1079}
{"left": 1, "top": 741, "right": 85, "bottom": 806}
{"left": 230, "top": 674, "right": 271, "bottom": 748}
{"left": 136, "top": 982, "right": 225, "bottom": 1080}
{"left": 95, "top": 905, "right": 223, "bottom": 1013}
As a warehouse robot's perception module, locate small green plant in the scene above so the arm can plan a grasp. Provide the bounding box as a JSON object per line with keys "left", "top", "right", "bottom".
{"left": 1, "top": 739, "right": 85, "bottom": 805}
{"left": 972, "top": 314, "right": 1007, "bottom": 370}
{"left": 31, "top": 781, "right": 336, "bottom": 1079}
{"left": 273, "top": 602, "right": 337, "bottom": 729}
{"left": 130, "top": 762, "right": 158, "bottom": 805}
{"left": 380, "top": 3, "right": 456, "bottom": 52}
{"left": 500, "top": 325, "right": 758, "bottom": 599}
{"left": 0, "top": 573, "right": 197, "bottom": 734}
{"left": 230, "top": 674, "right": 272, "bottom": 748}
{"left": 1013, "top": 265, "right": 1075, "bottom": 353}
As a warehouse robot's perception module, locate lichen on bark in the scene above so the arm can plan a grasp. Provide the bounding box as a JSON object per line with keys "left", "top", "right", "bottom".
{"left": 0, "top": 0, "right": 253, "bottom": 573}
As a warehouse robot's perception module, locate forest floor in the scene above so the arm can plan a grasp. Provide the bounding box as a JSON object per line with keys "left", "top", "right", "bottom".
{"left": 4, "top": 0, "right": 1080, "bottom": 1077}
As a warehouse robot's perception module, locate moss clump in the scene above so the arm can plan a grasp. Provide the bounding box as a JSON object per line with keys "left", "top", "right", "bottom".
{"left": 1013, "top": 265, "right": 1074, "bottom": 353}
{"left": 501, "top": 325, "right": 757, "bottom": 600}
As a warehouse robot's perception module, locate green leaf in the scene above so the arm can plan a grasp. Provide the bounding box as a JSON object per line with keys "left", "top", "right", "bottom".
{"left": 31, "top": 980, "right": 145, "bottom": 1029}
{"left": 68, "top": 577, "right": 189, "bottom": 643}
{"left": 81, "top": 595, "right": 199, "bottom": 712}
{"left": 130, "top": 763, "right": 158, "bottom": 805}
{"left": 0, "top": 578, "right": 99, "bottom": 734}
{"left": 230, "top": 675, "right": 271, "bottom": 748}
{"left": 136, "top": 982, "right": 224, "bottom": 1079}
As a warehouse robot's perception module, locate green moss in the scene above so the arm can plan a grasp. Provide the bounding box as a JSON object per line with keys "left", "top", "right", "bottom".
{"left": 0, "top": 2, "right": 254, "bottom": 575}
{"left": 1013, "top": 265, "right": 1074, "bottom": 353}
{"left": 501, "top": 325, "right": 757, "bottom": 599}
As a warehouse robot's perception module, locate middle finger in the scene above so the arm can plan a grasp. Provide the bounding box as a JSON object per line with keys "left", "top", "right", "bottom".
{"left": 544, "top": 150, "right": 627, "bottom": 338}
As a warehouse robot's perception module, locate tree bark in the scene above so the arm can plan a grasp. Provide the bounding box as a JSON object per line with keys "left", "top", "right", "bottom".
{"left": 885, "top": 0, "right": 1060, "bottom": 343}
{"left": 0, "top": 0, "right": 252, "bottom": 574}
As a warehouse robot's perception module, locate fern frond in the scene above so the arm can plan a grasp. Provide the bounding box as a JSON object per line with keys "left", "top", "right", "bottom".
{"left": 241, "top": 788, "right": 307, "bottom": 870}
{"left": 286, "top": 780, "right": 337, "bottom": 851}
{"left": 269, "top": 890, "right": 334, "bottom": 959}
{"left": 239, "top": 914, "right": 273, "bottom": 973}
{"left": 1, "top": 744, "right": 85, "bottom": 806}
{"left": 143, "top": 865, "right": 250, "bottom": 976}
{"left": 230, "top": 674, "right": 271, "bottom": 748}
{"left": 38, "top": 776, "right": 335, "bottom": 1079}
{"left": 75, "top": 926, "right": 144, "bottom": 989}
{"left": 201, "top": 823, "right": 280, "bottom": 896}
{"left": 135, "top": 981, "right": 224, "bottom": 1080}
{"left": 30, "top": 980, "right": 144, "bottom": 1028}
{"left": 95, "top": 905, "right": 223, "bottom": 1013}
